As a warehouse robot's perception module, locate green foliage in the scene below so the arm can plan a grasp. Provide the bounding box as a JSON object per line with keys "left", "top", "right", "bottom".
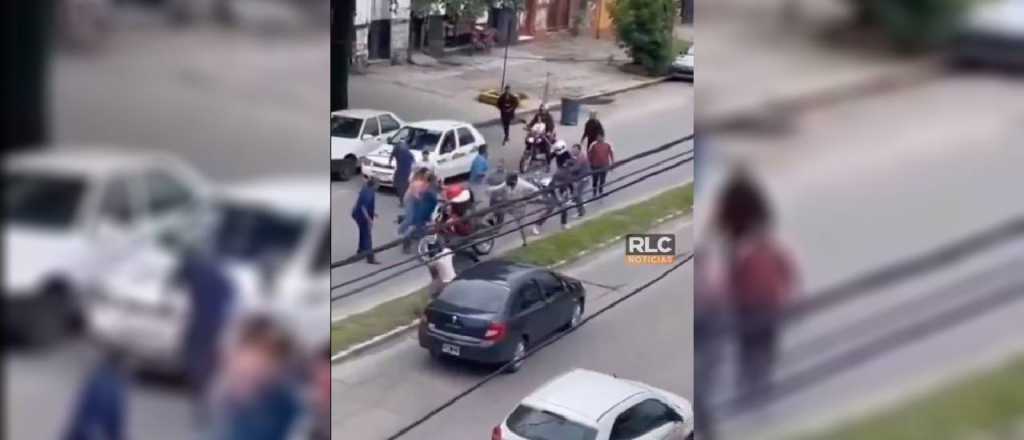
{"left": 610, "top": 0, "right": 676, "bottom": 75}
{"left": 847, "top": 0, "right": 972, "bottom": 51}
{"left": 412, "top": 0, "right": 523, "bottom": 19}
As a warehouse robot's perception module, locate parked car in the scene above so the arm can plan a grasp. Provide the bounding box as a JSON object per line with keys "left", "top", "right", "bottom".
{"left": 86, "top": 176, "right": 330, "bottom": 372}
{"left": 362, "top": 120, "right": 488, "bottom": 186}
{"left": 493, "top": 369, "right": 695, "bottom": 440}
{"left": 418, "top": 260, "right": 585, "bottom": 373}
{"left": 951, "top": 0, "right": 1024, "bottom": 70}
{"left": 331, "top": 109, "right": 404, "bottom": 181}
{"left": 670, "top": 45, "right": 694, "bottom": 80}
{"left": 4, "top": 147, "right": 212, "bottom": 345}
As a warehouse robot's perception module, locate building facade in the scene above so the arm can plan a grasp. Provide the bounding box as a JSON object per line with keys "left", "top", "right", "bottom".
{"left": 354, "top": 0, "right": 411, "bottom": 63}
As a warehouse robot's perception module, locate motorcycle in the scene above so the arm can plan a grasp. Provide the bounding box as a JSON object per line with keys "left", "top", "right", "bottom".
{"left": 470, "top": 25, "right": 497, "bottom": 53}
{"left": 520, "top": 123, "right": 556, "bottom": 173}
{"left": 416, "top": 192, "right": 499, "bottom": 263}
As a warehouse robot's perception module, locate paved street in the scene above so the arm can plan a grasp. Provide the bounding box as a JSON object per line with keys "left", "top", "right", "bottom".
{"left": 332, "top": 219, "right": 694, "bottom": 439}
{"left": 706, "top": 74, "right": 1024, "bottom": 439}
{"left": 8, "top": 15, "right": 327, "bottom": 439}
{"left": 332, "top": 81, "right": 695, "bottom": 319}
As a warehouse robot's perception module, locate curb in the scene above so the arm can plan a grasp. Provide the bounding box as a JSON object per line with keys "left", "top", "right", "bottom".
{"left": 702, "top": 58, "right": 942, "bottom": 132}
{"left": 331, "top": 204, "right": 692, "bottom": 364}
{"left": 475, "top": 77, "right": 672, "bottom": 129}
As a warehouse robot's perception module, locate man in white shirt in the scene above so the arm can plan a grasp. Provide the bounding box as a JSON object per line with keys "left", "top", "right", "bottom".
{"left": 426, "top": 240, "right": 456, "bottom": 299}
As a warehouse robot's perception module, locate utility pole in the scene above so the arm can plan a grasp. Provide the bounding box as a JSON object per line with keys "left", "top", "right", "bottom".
{"left": 9, "top": 0, "right": 55, "bottom": 151}
{"left": 332, "top": 0, "right": 354, "bottom": 111}
{"left": 500, "top": 8, "right": 512, "bottom": 90}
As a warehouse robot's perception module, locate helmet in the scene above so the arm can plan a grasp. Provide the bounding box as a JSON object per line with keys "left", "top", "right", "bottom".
{"left": 552, "top": 140, "right": 568, "bottom": 155}
{"left": 444, "top": 184, "right": 471, "bottom": 204}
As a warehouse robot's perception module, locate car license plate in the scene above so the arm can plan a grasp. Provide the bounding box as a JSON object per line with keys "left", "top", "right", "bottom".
{"left": 441, "top": 343, "right": 460, "bottom": 356}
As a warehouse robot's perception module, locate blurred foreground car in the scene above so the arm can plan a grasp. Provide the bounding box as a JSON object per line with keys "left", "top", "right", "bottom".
{"left": 331, "top": 109, "right": 404, "bottom": 181}
{"left": 418, "top": 260, "right": 585, "bottom": 373}
{"left": 86, "top": 176, "right": 329, "bottom": 372}
{"left": 362, "top": 120, "right": 487, "bottom": 186}
{"left": 3, "top": 148, "right": 211, "bottom": 346}
{"left": 670, "top": 46, "right": 694, "bottom": 80}
{"left": 952, "top": 0, "right": 1024, "bottom": 69}
{"left": 493, "top": 369, "right": 694, "bottom": 440}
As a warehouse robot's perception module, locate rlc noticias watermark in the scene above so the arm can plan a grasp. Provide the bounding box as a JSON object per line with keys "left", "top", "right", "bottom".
{"left": 625, "top": 234, "right": 676, "bottom": 265}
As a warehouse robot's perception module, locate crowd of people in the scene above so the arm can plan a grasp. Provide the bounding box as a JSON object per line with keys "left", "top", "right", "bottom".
{"left": 62, "top": 245, "right": 331, "bottom": 440}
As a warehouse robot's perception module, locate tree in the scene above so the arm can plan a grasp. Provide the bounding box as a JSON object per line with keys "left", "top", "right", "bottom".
{"left": 845, "top": 0, "right": 971, "bottom": 51}
{"left": 610, "top": 0, "right": 675, "bottom": 76}
{"left": 411, "top": 0, "right": 491, "bottom": 23}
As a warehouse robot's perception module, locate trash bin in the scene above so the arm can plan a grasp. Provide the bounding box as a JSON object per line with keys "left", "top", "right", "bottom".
{"left": 560, "top": 96, "right": 581, "bottom": 126}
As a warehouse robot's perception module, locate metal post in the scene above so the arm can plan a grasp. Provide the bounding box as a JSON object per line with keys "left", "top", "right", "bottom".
{"left": 500, "top": 9, "right": 512, "bottom": 90}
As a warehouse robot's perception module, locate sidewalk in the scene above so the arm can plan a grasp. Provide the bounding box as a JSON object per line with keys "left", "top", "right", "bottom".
{"left": 360, "top": 32, "right": 680, "bottom": 125}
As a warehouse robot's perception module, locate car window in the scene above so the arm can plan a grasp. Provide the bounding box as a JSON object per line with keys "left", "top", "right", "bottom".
{"left": 439, "top": 131, "right": 457, "bottom": 154}
{"left": 456, "top": 127, "right": 476, "bottom": 148}
{"left": 436, "top": 280, "right": 510, "bottom": 313}
{"left": 213, "top": 202, "right": 306, "bottom": 264}
{"left": 610, "top": 399, "right": 680, "bottom": 440}
{"left": 389, "top": 126, "right": 442, "bottom": 152}
{"left": 4, "top": 172, "right": 87, "bottom": 229}
{"left": 534, "top": 271, "right": 564, "bottom": 297}
{"left": 518, "top": 283, "right": 544, "bottom": 311}
{"left": 506, "top": 405, "right": 598, "bottom": 440}
{"left": 364, "top": 117, "right": 381, "bottom": 137}
{"left": 144, "top": 169, "right": 195, "bottom": 216}
{"left": 311, "top": 222, "right": 330, "bottom": 273}
{"left": 99, "top": 176, "right": 138, "bottom": 225}
{"left": 331, "top": 115, "right": 363, "bottom": 139}
{"left": 380, "top": 114, "right": 401, "bottom": 133}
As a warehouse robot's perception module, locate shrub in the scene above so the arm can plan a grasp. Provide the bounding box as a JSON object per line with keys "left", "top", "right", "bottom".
{"left": 610, "top": 0, "right": 675, "bottom": 75}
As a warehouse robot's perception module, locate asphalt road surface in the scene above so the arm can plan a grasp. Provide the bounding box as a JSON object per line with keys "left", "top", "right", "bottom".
{"left": 331, "top": 219, "right": 695, "bottom": 439}
{"left": 707, "top": 74, "right": 1024, "bottom": 440}
{"left": 332, "top": 82, "right": 695, "bottom": 320}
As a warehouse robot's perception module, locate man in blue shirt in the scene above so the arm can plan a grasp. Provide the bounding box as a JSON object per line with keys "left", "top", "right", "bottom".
{"left": 468, "top": 145, "right": 490, "bottom": 203}
{"left": 389, "top": 141, "right": 415, "bottom": 208}
{"left": 351, "top": 175, "right": 380, "bottom": 264}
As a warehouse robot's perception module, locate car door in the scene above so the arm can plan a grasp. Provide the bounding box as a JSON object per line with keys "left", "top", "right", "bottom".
{"left": 534, "top": 271, "right": 574, "bottom": 334}
{"left": 452, "top": 126, "right": 481, "bottom": 176}
{"left": 92, "top": 174, "right": 149, "bottom": 267}
{"left": 139, "top": 166, "right": 206, "bottom": 247}
{"left": 434, "top": 129, "right": 459, "bottom": 180}
{"left": 511, "top": 282, "right": 549, "bottom": 343}
{"left": 356, "top": 116, "right": 385, "bottom": 157}
{"left": 609, "top": 398, "right": 687, "bottom": 440}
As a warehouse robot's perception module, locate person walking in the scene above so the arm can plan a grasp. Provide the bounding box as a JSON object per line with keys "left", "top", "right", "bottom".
{"left": 717, "top": 167, "right": 798, "bottom": 395}
{"left": 178, "top": 245, "right": 236, "bottom": 427}
{"left": 62, "top": 348, "right": 129, "bottom": 440}
{"left": 496, "top": 85, "right": 520, "bottom": 146}
{"left": 352, "top": 176, "right": 380, "bottom": 264}
{"left": 425, "top": 239, "right": 456, "bottom": 299}
{"left": 494, "top": 173, "right": 541, "bottom": 242}
{"left": 587, "top": 133, "right": 615, "bottom": 197}
{"left": 580, "top": 111, "right": 605, "bottom": 149}
{"left": 570, "top": 143, "right": 591, "bottom": 199}
{"left": 389, "top": 141, "right": 415, "bottom": 207}
{"left": 404, "top": 173, "right": 439, "bottom": 254}
{"left": 468, "top": 144, "right": 490, "bottom": 204}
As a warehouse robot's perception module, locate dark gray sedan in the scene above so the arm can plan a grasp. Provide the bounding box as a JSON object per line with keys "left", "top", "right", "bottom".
{"left": 417, "top": 260, "right": 586, "bottom": 373}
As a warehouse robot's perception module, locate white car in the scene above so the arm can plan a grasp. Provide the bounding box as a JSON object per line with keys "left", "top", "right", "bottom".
{"left": 86, "top": 176, "right": 329, "bottom": 371}
{"left": 4, "top": 147, "right": 212, "bottom": 345}
{"left": 494, "top": 369, "right": 694, "bottom": 440}
{"left": 331, "top": 109, "right": 404, "bottom": 181}
{"left": 361, "top": 120, "right": 488, "bottom": 186}
{"left": 952, "top": 0, "right": 1024, "bottom": 69}
{"left": 671, "top": 45, "right": 694, "bottom": 80}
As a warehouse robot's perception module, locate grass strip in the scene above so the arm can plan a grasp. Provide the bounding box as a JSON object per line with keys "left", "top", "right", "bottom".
{"left": 331, "top": 183, "right": 694, "bottom": 356}
{"left": 794, "top": 355, "right": 1024, "bottom": 440}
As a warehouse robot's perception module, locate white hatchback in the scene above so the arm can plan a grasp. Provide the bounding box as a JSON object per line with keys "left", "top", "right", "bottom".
{"left": 331, "top": 109, "right": 405, "bottom": 181}
{"left": 86, "top": 176, "right": 330, "bottom": 372}
{"left": 494, "top": 369, "right": 694, "bottom": 440}
{"left": 4, "top": 147, "right": 212, "bottom": 345}
{"left": 361, "top": 120, "right": 487, "bottom": 186}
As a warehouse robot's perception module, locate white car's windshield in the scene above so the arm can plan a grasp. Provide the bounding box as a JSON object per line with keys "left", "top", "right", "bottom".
{"left": 213, "top": 202, "right": 306, "bottom": 264}
{"left": 331, "top": 116, "right": 363, "bottom": 139}
{"left": 389, "top": 127, "right": 442, "bottom": 152}
{"left": 506, "top": 405, "right": 598, "bottom": 440}
{"left": 4, "top": 172, "right": 86, "bottom": 229}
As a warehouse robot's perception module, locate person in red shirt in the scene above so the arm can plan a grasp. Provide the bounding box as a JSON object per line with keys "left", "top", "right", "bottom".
{"left": 587, "top": 133, "right": 615, "bottom": 196}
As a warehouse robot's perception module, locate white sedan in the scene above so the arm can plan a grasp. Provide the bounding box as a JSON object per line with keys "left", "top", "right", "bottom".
{"left": 86, "top": 176, "right": 329, "bottom": 372}
{"left": 670, "top": 45, "right": 694, "bottom": 80}
{"left": 361, "top": 120, "right": 488, "bottom": 186}
{"left": 494, "top": 369, "right": 694, "bottom": 440}
{"left": 4, "top": 147, "right": 212, "bottom": 345}
{"left": 331, "top": 109, "right": 404, "bottom": 181}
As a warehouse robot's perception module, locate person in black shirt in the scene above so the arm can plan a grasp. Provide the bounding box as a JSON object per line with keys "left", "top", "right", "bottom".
{"left": 496, "top": 86, "right": 520, "bottom": 146}
{"left": 580, "top": 111, "right": 605, "bottom": 148}
{"left": 529, "top": 103, "right": 556, "bottom": 136}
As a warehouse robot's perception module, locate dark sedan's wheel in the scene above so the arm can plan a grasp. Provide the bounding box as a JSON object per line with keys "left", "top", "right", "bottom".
{"left": 565, "top": 301, "right": 583, "bottom": 331}
{"left": 338, "top": 156, "right": 359, "bottom": 181}
{"left": 504, "top": 339, "right": 527, "bottom": 374}
{"left": 472, "top": 214, "right": 498, "bottom": 255}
